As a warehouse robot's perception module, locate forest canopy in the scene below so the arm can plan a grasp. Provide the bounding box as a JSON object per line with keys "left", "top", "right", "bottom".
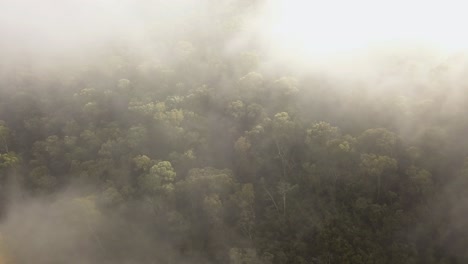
{"left": 1, "top": 0, "right": 468, "bottom": 263}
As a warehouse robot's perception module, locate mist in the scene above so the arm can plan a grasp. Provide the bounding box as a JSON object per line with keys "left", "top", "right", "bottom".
{"left": 1, "top": 0, "right": 468, "bottom": 263}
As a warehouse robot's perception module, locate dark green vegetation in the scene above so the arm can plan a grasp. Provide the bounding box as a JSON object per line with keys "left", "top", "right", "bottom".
{"left": 2, "top": 3, "right": 468, "bottom": 264}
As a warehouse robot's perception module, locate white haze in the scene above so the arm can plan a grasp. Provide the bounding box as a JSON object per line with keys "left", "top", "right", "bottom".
{"left": 1, "top": 0, "right": 468, "bottom": 263}
{"left": 2, "top": 0, "right": 467, "bottom": 75}
{"left": 231, "top": 0, "right": 467, "bottom": 90}
{"left": 256, "top": 0, "right": 468, "bottom": 61}
{"left": 0, "top": 0, "right": 217, "bottom": 67}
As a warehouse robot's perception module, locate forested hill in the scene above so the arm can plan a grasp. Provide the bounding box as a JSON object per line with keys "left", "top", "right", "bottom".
{"left": 2, "top": 1, "right": 468, "bottom": 264}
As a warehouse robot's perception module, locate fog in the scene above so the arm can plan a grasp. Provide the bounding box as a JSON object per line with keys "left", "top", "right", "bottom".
{"left": 1, "top": 0, "right": 468, "bottom": 263}
{"left": 256, "top": 0, "right": 468, "bottom": 62}
{"left": 2, "top": 0, "right": 467, "bottom": 77}
{"left": 0, "top": 0, "right": 244, "bottom": 70}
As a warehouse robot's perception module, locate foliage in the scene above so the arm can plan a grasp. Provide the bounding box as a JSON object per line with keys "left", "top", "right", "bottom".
{"left": 0, "top": 2, "right": 467, "bottom": 262}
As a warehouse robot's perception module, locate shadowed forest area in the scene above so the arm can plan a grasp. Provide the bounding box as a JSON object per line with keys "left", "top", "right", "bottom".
{"left": 2, "top": 0, "right": 468, "bottom": 263}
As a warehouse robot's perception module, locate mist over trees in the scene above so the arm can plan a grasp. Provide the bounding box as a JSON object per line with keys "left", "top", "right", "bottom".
{"left": 1, "top": 0, "right": 468, "bottom": 263}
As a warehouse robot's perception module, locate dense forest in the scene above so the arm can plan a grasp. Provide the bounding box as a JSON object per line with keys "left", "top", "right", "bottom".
{"left": 2, "top": 1, "right": 468, "bottom": 263}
